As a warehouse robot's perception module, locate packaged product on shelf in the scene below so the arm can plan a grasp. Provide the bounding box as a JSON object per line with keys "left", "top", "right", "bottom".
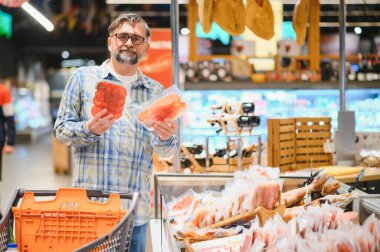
{"left": 91, "top": 79, "right": 129, "bottom": 120}
{"left": 133, "top": 85, "right": 188, "bottom": 130}
{"left": 182, "top": 61, "right": 199, "bottom": 82}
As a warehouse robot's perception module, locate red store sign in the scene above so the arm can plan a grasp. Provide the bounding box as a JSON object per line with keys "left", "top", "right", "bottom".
{"left": 139, "top": 29, "right": 173, "bottom": 89}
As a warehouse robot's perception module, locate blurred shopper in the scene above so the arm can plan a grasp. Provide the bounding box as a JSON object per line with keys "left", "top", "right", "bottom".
{"left": 54, "top": 13, "right": 177, "bottom": 251}
{"left": 0, "top": 81, "right": 16, "bottom": 181}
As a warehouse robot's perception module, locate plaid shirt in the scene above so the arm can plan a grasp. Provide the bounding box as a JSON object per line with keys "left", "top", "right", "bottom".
{"left": 53, "top": 60, "right": 178, "bottom": 225}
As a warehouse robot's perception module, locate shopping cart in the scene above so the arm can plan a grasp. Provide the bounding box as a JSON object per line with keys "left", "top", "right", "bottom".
{"left": 0, "top": 188, "right": 139, "bottom": 252}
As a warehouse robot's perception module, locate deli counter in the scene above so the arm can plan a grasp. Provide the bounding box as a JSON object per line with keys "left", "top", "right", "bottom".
{"left": 153, "top": 170, "right": 380, "bottom": 251}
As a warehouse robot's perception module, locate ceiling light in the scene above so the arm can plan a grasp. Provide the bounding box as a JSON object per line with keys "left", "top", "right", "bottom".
{"left": 354, "top": 27, "right": 362, "bottom": 35}
{"left": 61, "top": 51, "right": 70, "bottom": 59}
{"left": 21, "top": 2, "right": 54, "bottom": 32}
{"left": 180, "top": 27, "right": 190, "bottom": 36}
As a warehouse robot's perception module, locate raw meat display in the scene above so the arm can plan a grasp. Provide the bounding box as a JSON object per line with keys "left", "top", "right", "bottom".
{"left": 251, "top": 207, "right": 380, "bottom": 252}
{"left": 165, "top": 166, "right": 379, "bottom": 252}
{"left": 91, "top": 81, "right": 127, "bottom": 120}
{"left": 281, "top": 173, "right": 330, "bottom": 207}
{"left": 321, "top": 181, "right": 341, "bottom": 196}
{"left": 138, "top": 92, "right": 187, "bottom": 128}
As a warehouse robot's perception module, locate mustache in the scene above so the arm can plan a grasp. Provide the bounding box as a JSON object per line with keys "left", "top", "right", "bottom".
{"left": 118, "top": 48, "right": 136, "bottom": 53}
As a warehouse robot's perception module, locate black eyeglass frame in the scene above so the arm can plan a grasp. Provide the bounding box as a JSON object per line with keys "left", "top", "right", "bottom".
{"left": 111, "top": 33, "right": 148, "bottom": 45}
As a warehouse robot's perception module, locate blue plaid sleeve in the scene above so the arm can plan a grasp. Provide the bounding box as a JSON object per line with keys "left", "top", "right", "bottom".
{"left": 53, "top": 72, "right": 100, "bottom": 147}
{"left": 150, "top": 132, "right": 178, "bottom": 157}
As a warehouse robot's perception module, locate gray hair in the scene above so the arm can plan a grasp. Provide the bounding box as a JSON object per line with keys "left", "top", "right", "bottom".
{"left": 108, "top": 13, "right": 151, "bottom": 40}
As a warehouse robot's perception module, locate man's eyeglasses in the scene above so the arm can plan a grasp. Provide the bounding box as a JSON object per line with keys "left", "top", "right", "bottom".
{"left": 111, "top": 33, "right": 147, "bottom": 45}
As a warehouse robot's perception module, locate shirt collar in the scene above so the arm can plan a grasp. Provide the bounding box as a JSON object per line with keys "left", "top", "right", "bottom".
{"left": 99, "top": 59, "right": 153, "bottom": 89}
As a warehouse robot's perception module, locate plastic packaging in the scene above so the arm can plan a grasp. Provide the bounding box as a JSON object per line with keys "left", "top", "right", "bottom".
{"left": 133, "top": 85, "right": 188, "bottom": 130}
{"left": 91, "top": 79, "right": 129, "bottom": 120}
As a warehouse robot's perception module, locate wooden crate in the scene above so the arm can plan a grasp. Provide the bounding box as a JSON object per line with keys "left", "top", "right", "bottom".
{"left": 267, "top": 118, "right": 296, "bottom": 172}
{"left": 267, "top": 117, "right": 333, "bottom": 172}
{"left": 295, "top": 117, "right": 333, "bottom": 169}
{"left": 52, "top": 136, "right": 71, "bottom": 174}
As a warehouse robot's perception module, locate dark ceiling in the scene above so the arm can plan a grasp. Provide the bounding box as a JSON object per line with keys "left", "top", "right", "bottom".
{"left": 0, "top": 1, "right": 379, "bottom": 68}
{"left": 0, "top": 1, "right": 189, "bottom": 67}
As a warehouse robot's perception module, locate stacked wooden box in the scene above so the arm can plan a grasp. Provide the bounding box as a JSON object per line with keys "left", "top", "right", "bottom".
{"left": 267, "top": 117, "right": 332, "bottom": 172}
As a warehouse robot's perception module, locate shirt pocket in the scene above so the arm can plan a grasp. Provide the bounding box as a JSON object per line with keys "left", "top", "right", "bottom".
{"left": 118, "top": 101, "right": 139, "bottom": 138}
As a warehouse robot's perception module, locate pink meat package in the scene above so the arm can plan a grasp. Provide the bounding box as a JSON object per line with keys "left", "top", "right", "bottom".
{"left": 133, "top": 86, "right": 188, "bottom": 130}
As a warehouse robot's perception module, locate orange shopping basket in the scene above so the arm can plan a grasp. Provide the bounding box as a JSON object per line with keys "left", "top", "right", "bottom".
{"left": 0, "top": 188, "right": 139, "bottom": 252}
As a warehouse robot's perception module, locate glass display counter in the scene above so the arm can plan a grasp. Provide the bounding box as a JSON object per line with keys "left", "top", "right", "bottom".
{"left": 153, "top": 173, "right": 307, "bottom": 251}
{"left": 153, "top": 173, "right": 380, "bottom": 252}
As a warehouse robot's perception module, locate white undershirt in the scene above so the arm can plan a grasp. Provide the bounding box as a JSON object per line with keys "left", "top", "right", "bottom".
{"left": 108, "top": 65, "right": 138, "bottom": 85}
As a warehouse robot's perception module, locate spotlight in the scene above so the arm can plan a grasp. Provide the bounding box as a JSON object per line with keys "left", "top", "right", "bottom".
{"left": 61, "top": 51, "right": 70, "bottom": 59}
{"left": 354, "top": 27, "right": 362, "bottom": 35}
{"left": 180, "top": 27, "right": 190, "bottom": 36}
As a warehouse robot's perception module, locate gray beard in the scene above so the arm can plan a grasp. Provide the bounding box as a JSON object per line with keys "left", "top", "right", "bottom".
{"left": 112, "top": 50, "right": 141, "bottom": 65}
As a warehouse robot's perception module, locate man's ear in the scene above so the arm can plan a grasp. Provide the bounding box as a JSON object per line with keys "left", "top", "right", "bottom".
{"left": 107, "top": 36, "right": 112, "bottom": 52}
{"left": 146, "top": 42, "right": 150, "bottom": 51}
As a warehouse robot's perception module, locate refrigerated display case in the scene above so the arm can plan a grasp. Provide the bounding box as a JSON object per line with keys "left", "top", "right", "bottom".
{"left": 182, "top": 88, "right": 380, "bottom": 140}
{"left": 153, "top": 173, "right": 380, "bottom": 251}
{"left": 13, "top": 88, "right": 52, "bottom": 141}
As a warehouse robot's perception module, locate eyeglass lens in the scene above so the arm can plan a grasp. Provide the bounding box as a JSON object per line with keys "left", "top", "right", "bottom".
{"left": 115, "top": 33, "right": 144, "bottom": 45}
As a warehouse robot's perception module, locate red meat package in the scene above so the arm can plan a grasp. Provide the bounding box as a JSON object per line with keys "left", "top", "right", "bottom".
{"left": 134, "top": 86, "right": 188, "bottom": 130}
{"left": 91, "top": 80, "right": 128, "bottom": 120}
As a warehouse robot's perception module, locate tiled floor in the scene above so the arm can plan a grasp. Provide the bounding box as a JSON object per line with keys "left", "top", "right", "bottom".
{"left": 0, "top": 134, "right": 72, "bottom": 213}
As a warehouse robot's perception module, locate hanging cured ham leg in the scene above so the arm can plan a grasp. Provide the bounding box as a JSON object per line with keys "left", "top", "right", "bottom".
{"left": 212, "top": 0, "right": 245, "bottom": 36}
{"left": 245, "top": 0, "right": 275, "bottom": 40}
{"left": 196, "top": 0, "right": 213, "bottom": 33}
{"left": 292, "top": 0, "right": 311, "bottom": 45}
{"left": 282, "top": 174, "right": 330, "bottom": 207}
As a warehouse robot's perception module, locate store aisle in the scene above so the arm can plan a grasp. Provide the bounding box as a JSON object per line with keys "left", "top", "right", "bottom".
{"left": 0, "top": 135, "right": 72, "bottom": 213}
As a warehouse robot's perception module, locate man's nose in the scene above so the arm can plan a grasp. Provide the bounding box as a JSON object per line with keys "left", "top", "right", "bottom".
{"left": 125, "top": 37, "right": 134, "bottom": 46}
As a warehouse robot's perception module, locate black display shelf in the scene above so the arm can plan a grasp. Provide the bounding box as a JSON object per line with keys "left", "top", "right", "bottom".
{"left": 184, "top": 81, "right": 380, "bottom": 90}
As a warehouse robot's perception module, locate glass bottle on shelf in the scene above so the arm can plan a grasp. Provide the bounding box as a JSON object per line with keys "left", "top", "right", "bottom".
{"left": 195, "top": 157, "right": 213, "bottom": 167}
{"left": 200, "top": 61, "right": 211, "bottom": 81}
{"left": 224, "top": 149, "right": 238, "bottom": 158}
{"left": 373, "top": 57, "right": 380, "bottom": 81}
{"left": 217, "top": 61, "right": 227, "bottom": 80}
{"left": 213, "top": 148, "right": 227, "bottom": 157}
{"left": 357, "top": 53, "right": 366, "bottom": 82}
{"left": 347, "top": 63, "right": 356, "bottom": 82}
{"left": 366, "top": 56, "right": 373, "bottom": 82}
{"left": 209, "top": 62, "right": 218, "bottom": 82}
{"left": 182, "top": 143, "right": 204, "bottom": 155}
{"left": 180, "top": 158, "right": 192, "bottom": 168}
{"left": 185, "top": 62, "right": 198, "bottom": 82}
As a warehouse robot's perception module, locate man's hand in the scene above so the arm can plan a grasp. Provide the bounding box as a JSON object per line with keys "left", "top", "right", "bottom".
{"left": 86, "top": 109, "right": 115, "bottom": 136}
{"left": 3, "top": 145, "right": 14, "bottom": 154}
{"left": 153, "top": 119, "right": 177, "bottom": 141}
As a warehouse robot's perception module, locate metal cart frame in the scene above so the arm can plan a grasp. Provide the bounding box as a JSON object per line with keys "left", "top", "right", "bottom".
{"left": 0, "top": 189, "right": 139, "bottom": 252}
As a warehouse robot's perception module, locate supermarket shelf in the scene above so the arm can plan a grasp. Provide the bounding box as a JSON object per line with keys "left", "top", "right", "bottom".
{"left": 184, "top": 81, "right": 380, "bottom": 90}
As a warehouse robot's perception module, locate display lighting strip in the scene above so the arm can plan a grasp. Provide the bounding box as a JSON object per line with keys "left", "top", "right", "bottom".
{"left": 21, "top": 2, "right": 54, "bottom": 32}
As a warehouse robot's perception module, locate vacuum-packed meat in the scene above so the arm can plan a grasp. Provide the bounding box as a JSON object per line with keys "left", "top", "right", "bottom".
{"left": 91, "top": 81, "right": 127, "bottom": 120}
